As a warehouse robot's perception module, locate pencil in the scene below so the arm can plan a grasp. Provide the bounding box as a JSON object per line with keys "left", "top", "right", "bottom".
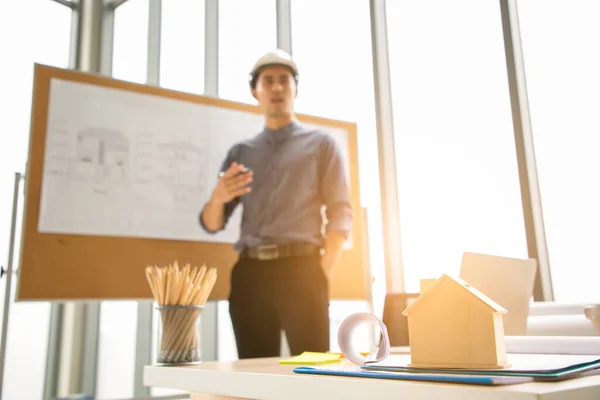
{"left": 144, "top": 262, "right": 218, "bottom": 363}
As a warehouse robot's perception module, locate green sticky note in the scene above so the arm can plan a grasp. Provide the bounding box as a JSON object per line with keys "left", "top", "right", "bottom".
{"left": 279, "top": 351, "right": 342, "bottom": 365}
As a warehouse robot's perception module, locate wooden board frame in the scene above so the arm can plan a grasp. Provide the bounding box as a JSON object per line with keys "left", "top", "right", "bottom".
{"left": 16, "top": 64, "right": 366, "bottom": 301}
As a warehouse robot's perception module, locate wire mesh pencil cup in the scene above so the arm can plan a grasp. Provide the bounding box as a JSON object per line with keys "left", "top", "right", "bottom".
{"left": 156, "top": 305, "right": 204, "bottom": 364}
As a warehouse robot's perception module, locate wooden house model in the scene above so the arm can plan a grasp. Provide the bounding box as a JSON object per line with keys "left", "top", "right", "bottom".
{"left": 402, "top": 274, "right": 510, "bottom": 369}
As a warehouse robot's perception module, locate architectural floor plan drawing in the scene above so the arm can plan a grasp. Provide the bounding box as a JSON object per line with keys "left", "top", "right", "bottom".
{"left": 156, "top": 140, "right": 207, "bottom": 214}
{"left": 37, "top": 78, "right": 239, "bottom": 243}
{"left": 133, "top": 132, "right": 154, "bottom": 184}
{"left": 43, "top": 123, "right": 130, "bottom": 187}
{"left": 43, "top": 118, "right": 71, "bottom": 176}
{"left": 77, "top": 127, "right": 128, "bottom": 164}
{"left": 69, "top": 127, "right": 130, "bottom": 196}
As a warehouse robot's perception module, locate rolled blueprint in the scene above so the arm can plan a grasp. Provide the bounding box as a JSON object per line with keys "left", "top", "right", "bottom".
{"left": 338, "top": 312, "right": 391, "bottom": 365}
{"left": 505, "top": 336, "right": 600, "bottom": 355}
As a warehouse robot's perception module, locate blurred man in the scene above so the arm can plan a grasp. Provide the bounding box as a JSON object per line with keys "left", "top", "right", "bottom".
{"left": 199, "top": 49, "right": 353, "bottom": 359}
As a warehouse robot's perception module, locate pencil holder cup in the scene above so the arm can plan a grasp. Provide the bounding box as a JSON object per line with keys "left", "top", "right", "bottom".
{"left": 156, "top": 305, "right": 204, "bottom": 365}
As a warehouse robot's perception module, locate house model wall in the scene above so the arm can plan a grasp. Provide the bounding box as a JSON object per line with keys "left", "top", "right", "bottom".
{"left": 402, "top": 274, "right": 510, "bottom": 369}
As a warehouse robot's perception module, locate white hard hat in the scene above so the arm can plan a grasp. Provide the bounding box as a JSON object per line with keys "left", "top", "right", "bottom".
{"left": 249, "top": 49, "right": 299, "bottom": 89}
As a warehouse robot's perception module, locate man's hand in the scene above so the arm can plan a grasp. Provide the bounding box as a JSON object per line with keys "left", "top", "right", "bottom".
{"left": 211, "top": 162, "right": 253, "bottom": 205}
{"left": 201, "top": 162, "right": 252, "bottom": 232}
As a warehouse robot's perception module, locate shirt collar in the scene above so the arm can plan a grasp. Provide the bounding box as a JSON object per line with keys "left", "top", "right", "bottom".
{"left": 261, "top": 120, "right": 303, "bottom": 145}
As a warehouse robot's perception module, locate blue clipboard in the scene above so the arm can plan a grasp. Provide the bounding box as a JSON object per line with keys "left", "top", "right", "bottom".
{"left": 362, "top": 357, "right": 600, "bottom": 381}
{"left": 293, "top": 366, "right": 532, "bottom": 386}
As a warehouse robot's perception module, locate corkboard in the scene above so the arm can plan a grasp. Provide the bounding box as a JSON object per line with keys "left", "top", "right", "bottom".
{"left": 16, "top": 63, "right": 367, "bottom": 301}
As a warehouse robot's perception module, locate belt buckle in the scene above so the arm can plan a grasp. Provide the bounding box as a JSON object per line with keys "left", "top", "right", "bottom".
{"left": 257, "top": 244, "right": 279, "bottom": 260}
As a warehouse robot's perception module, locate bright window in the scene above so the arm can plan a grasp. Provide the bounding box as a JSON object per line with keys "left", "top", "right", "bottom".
{"left": 291, "top": 0, "right": 384, "bottom": 344}
{"left": 0, "top": 1, "right": 72, "bottom": 399}
{"left": 218, "top": 0, "right": 277, "bottom": 104}
{"left": 160, "top": 0, "right": 205, "bottom": 94}
{"left": 517, "top": 0, "right": 600, "bottom": 303}
{"left": 112, "top": 0, "right": 149, "bottom": 83}
{"left": 386, "top": 0, "right": 528, "bottom": 293}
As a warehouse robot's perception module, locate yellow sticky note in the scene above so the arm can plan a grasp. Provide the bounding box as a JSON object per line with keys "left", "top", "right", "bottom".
{"left": 279, "top": 351, "right": 342, "bottom": 365}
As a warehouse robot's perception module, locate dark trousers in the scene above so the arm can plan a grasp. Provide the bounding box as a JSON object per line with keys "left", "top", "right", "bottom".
{"left": 228, "top": 254, "right": 330, "bottom": 359}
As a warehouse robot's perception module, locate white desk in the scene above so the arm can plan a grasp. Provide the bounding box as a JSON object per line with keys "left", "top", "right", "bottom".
{"left": 144, "top": 357, "right": 600, "bottom": 400}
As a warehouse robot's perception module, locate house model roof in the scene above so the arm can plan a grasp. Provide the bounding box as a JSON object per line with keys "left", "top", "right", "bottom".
{"left": 402, "top": 273, "right": 507, "bottom": 316}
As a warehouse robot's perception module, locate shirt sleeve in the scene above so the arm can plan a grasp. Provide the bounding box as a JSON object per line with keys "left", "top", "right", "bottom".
{"left": 198, "top": 146, "right": 241, "bottom": 234}
{"left": 319, "top": 134, "right": 354, "bottom": 239}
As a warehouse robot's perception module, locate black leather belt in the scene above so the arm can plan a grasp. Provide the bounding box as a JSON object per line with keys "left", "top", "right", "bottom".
{"left": 240, "top": 243, "right": 321, "bottom": 260}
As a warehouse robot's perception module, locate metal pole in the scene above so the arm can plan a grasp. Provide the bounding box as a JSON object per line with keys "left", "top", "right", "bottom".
{"left": 201, "top": 0, "right": 220, "bottom": 362}
{"left": 53, "top": 1, "right": 107, "bottom": 396}
{"left": 204, "top": 0, "right": 219, "bottom": 97}
{"left": 276, "top": 0, "right": 293, "bottom": 54}
{"left": 498, "top": 0, "right": 554, "bottom": 301}
{"left": 132, "top": 0, "right": 162, "bottom": 395}
{"left": 146, "top": 0, "right": 162, "bottom": 86}
{"left": 0, "top": 172, "right": 24, "bottom": 400}
{"left": 43, "top": 304, "right": 63, "bottom": 400}
{"left": 369, "top": 0, "right": 406, "bottom": 293}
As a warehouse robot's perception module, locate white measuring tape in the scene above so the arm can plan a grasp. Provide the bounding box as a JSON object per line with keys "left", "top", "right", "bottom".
{"left": 337, "top": 312, "right": 391, "bottom": 365}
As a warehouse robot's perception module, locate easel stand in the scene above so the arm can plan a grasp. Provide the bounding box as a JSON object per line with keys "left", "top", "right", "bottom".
{"left": 0, "top": 172, "right": 24, "bottom": 400}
